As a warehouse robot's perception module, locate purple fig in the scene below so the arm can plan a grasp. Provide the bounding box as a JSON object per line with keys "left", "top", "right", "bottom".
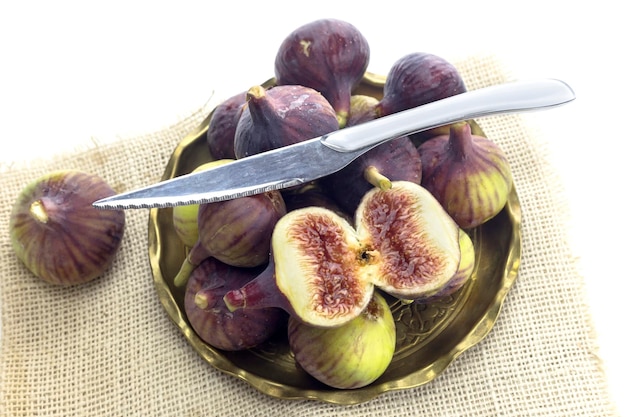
{"left": 234, "top": 84, "right": 339, "bottom": 159}
{"left": 184, "top": 257, "right": 287, "bottom": 351}
{"left": 417, "top": 122, "right": 513, "bottom": 229}
{"left": 173, "top": 190, "right": 286, "bottom": 287}
{"left": 9, "top": 170, "right": 125, "bottom": 285}
{"left": 376, "top": 52, "right": 467, "bottom": 117}
{"left": 274, "top": 18, "right": 370, "bottom": 127}
{"left": 206, "top": 91, "right": 247, "bottom": 160}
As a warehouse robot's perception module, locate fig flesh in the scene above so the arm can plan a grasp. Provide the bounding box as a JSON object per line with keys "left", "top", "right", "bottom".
{"left": 233, "top": 84, "right": 339, "bottom": 159}
{"left": 417, "top": 122, "right": 513, "bottom": 229}
{"left": 9, "top": 170, "right": 125, "bottom": 285}
{"left": 355, "top": 181, "right": 461, "bottom": 300}
{"left": 274, "top": 18, "right": 370, "bottom": 128}
{"left": 376, "top": 52, "right": 467, "bottom": 117}
{"left": 223, "top": 207, "right": 376, "bottom": 328}
{"left": 173, "top": 190, "right": 286, "bottom": 287}
{"left": 206, "top": 91, "right": 247, "bottom": 160}
{"left": 184, "top": 257, "right": 286, "bottom": 351}
{"left": 288, "top": 291, "right": 395, "bottom": 389}
{"left": 172, "top": 159, "right": 234, "bottom": 248}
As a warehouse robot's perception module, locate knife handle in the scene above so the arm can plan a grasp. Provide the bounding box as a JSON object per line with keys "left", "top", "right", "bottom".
{"left": 320, "top": 78, "right": 575, "bottom": 152}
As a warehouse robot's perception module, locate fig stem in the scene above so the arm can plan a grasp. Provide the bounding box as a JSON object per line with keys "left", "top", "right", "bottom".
{"left": 29, "top": 200, "right": 49, "bottom": 223}
{"left": 448, "top": 122, "right": 475, "bottom": 160}
{"left": 194, "top": 291, "right": 217, "bottom": 310}
{"left": 364, "top": 166, "right": 392, "bottom": 191}
{"left": 173, "top": 257, "right": 196, "bottom": 287}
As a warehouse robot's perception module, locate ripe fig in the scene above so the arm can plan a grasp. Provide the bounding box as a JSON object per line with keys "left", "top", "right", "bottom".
{"left": 206, "top": 91, "right": 247, "bottom": 160}
{"left": 274, "top": 18, "right": 370, "bottom": 127}
{"left": 355, "top": 181, "right": 461, "bottom": 300}
{"left": 184, "top": 257, "right": 287, "bottom": 351}
{"left": 223, "top": 207, "right": 376, "bottom": 328}
{"left": 172, "top": 159, "right": 234, "bottom": 247}
{"left": 375, "top": 52, "right": 467, "bottom": 117}
{"left": 417, "top": 122, "right": 513, "bottom": 229}
{"left": 173, "top": 190, "right": 286, "bottom": 287}
{"left": 9, "top": 170, "right": 125, "bottom": 285}
{"left": 323, "top": 136, "right": 423, "bottom": 214}
{"left": 234, "top": 84, "right": 339, "bottom": 158}
{"left": 288, "top": 291, "right": 395, "bottom": 389}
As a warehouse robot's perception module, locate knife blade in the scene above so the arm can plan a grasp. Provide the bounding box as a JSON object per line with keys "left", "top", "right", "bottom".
{"left": 93, "top": 78, "right": 575, "bottom": 210}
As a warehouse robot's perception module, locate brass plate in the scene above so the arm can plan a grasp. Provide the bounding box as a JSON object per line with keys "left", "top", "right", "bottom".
{"left": 148, "top": 73, "right": 522, "bottom": 404}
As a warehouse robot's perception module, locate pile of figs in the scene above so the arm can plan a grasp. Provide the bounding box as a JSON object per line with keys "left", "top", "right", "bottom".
{"left": 175, "top": 18, "right": 514, "bottom": 390}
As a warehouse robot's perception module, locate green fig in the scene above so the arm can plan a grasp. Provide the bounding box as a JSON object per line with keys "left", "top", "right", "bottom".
{"left": 417, "top": 121, "right": 513, "bottom": 229}
{"left": 288, "top": 291, "right": 396, "bottom": 389}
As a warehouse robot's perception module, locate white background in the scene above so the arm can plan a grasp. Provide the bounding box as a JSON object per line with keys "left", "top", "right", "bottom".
{"left": 1, "top": 1, "right": 624, "bottom": 414}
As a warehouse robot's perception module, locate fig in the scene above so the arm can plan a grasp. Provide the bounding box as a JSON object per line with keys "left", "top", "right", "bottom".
{"left": 9, "top": 170, "right": 125, "bottom": 285}
{"left": 375, "top": 52, "right": 467, "bottom": 117}
{"left": 173, "top": 190, "right": 286, "bottom": 287}
{"left": 172, "top": 159, "right": 234, "bottom": 247}
{"left": 184, "top": 257, "right": 287, "bottom": 351}
{"left": 323, "top": 136, "right": 422, "bottom": 214}
{"left": 206, "top": 91, "right": 247, "bottom": 160}
{"left": 288, "top": 291, "right": 395, "bottom": 389}
{"left": 233, "top": 84, "right": 339, "bottom": 159}
{"left": 274, "top": 18, "right": 370, "bottom": 127}
{"left": 355, "top": 181, "right": 461, "bottom": 300}
{"left": 223, "top": 206, "right": 377, "bottom": 328}
{"left": 417, "top": 121, "right": 513, "bottom": 229}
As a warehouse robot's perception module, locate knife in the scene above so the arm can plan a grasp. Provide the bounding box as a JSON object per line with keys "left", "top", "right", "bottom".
{"left": 93, "top": 78, "right": 575, "bottom": 210}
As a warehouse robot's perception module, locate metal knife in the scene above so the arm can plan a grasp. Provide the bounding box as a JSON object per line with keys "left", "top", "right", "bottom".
{"left": 93, "top": 78, "right": 575, "bottom": 210}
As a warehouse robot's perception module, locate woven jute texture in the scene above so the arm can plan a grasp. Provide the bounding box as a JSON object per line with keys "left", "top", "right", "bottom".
{"left": 0, "top": 55, "right": 617, "bottom": 416}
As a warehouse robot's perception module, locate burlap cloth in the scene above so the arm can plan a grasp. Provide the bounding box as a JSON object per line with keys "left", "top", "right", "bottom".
{"left": 0, "top": 55, "right": 618, "bottom": 416}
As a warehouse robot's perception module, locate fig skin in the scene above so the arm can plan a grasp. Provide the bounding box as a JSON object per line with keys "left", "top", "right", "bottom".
{"left": 172, "top": 159, "right": 234, "bottom": 247}
{"left": 417, "top": 121, "right": 513, "bottom": 229}
{"left": 274, "top": 18, "right": 370, "bottom": 128}
{"left": 173, "top": 190, "right": 287, "bottom": 287}
{"left": 354, "top": 181, "right": 461, "bottom": 300}
{"left": 288, "top": 291, "right": 395, "bottom": 389}
{"left": 233, "top": 84, "right": 339, "bottom": 159}
{"left": 323, "top": 136, "right": 423, "bottom": 215}
{"left": 9, "top": 170, "right": 125, "bottom": 285}
{"left": 375, "top": 52, "right": 467, "bottom": 118}
{"left": 184, "top": 257, "right": 287, "bottom": 351}
{"left": 206, "top": 91, "right": 247, "bottom": 160}
{"left": 223, "top": 207, "right": 377, "bottom": 328}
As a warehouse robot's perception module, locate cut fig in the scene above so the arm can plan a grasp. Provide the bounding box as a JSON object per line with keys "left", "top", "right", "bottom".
{"left": 355, "top": 181, "right": 461, "bottom": 300}
{"left": 224, "top": 207, "right": 376, "bottom": 328}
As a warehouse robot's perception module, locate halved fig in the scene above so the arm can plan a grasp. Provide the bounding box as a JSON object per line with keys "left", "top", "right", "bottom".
{"left": 224, "top": 207, "right": 376, "bottom": 328}
{"left": 355, "top": 181, "right": 461, "bottom": 300}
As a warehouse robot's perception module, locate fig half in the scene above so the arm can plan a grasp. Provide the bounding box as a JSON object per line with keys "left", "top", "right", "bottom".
{"left": 9, "top": 170, "right": 125, "bottom": 285}
{"left": 223, "top": 206, "right": 376, "bottom": 328}
{"left": 355, "top": 181, "right": 461, "bottom": 300}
